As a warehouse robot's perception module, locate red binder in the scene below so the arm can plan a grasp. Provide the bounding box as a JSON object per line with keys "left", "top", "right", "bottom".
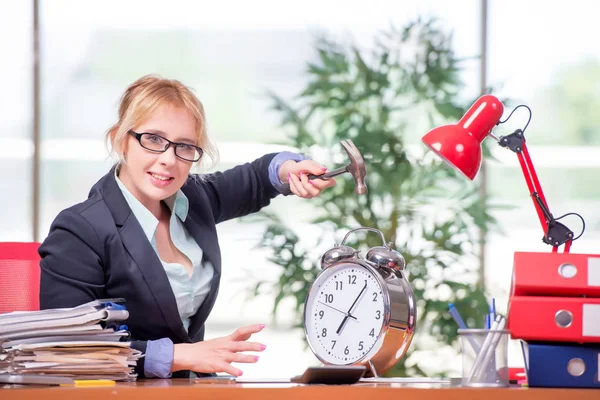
{"left": 511, "top": 251, "right": 600, "bottom": 297}
{"left": 508, "top": 296, "right": 600, "bottom": 343}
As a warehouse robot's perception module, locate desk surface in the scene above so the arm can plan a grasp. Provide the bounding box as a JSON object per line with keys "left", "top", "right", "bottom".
{"left": 1, "top": 379, "right": 598, "bottom": 400}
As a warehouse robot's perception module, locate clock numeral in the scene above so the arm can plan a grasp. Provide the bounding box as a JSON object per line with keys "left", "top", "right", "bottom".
{"left": 372, "top": 292, "right": 378, "bottom": 302}
{"left": 325, "top": 294, "right": 334, "bottom": 303}
{"left": 358, "top": 341, "right": 364, "bottom": 351}
{"left": 331, "top": 340, "right": 337, "bottom": 349}
{"left": 335, "top": 281, "right": 343, "bottom": 290}
{"left": 348, "top": 275, "right": 357, "bottom": 284}
{"left": 375, "top": 310, "right": 381, "bottom": 320}
{"left": 369, "top": 328, "right": 375, "bottom": 337}
{"left": 322, "top": 328, "right": 327, "bottom": 337}
{"left": 344, "top": 346, "right": 349, "bottom": 355}
{"left": 318, "top": 310, "right": 324, "bottom": 319}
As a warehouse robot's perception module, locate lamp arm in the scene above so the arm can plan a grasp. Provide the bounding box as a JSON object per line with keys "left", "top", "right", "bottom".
{"left": 498, "top": 129, "right": 574, "bottom": 252}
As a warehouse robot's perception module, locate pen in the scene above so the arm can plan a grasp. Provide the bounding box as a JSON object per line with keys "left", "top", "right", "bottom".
{"left": 448, "top": 303, "right": 467, "bottom": 329}
{"left": 60, "top": 380, "right": 116, "bottom": 387}
{"left": 478, "top": 315, "right": 506, "bottom": 382}
{"left": 489, "top": 298, "right": 496, "bottom": 327}
{"left": 469, "top": 315, "right": 506, "bottom": 382}
{"left": 448, "top": 304, "right": 480, "bottom": 353}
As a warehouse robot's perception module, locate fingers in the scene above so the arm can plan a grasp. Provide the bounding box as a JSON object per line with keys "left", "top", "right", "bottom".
{"left": 308, "top": 175, "right": 337, "bottom": 190}
{"left": 300, "top": 173, "right": 322, "bottom": 197}
{"left": 289, "top": 173, "right": 317, "bottom": 198}
{"left": 227, "top": 352, "right": 260, "bottom": 364}
{"left": 228, "top": 341, "right": 266, "bottom": 353}
{"left": 289, "top": 172, "right": 336, "bottom": 198}
{"left": 182, "top": 326, "right": 266, "bottom": 377}
{"left": 229, "top": 324, "right": 265, "bottom": 341}
{"left": 215, "top": 352, "right": 259, "bottom": 376}
{"left": 215, "top": 360, "right": 244, "bottom": 377}
{"left": 295, "top": 160, "right": 328, "bottom": 176}
{"left": 285, "top": 159, "right": 336, "bottom": 198}
{"left": 288, "top": 172, "right": 309, "bottom": 198}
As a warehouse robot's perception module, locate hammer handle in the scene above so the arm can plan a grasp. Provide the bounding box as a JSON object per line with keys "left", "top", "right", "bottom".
{"left": 280, "top": 166, "right": 348, "bottom": 195}
{"left": 308, "top": 166, "right": 348, "bottom": 180}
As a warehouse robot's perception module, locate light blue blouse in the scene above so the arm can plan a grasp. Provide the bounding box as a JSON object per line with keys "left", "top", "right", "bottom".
{"left": 115, "top": 172, "right": 214, "bottom": 332}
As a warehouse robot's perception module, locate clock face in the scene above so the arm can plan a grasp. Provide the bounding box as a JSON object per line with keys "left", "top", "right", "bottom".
{"left": 304, "top": 262, "right": 388, "bottom": 365}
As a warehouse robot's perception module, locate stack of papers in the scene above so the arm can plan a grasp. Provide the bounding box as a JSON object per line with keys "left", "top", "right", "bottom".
{"left": 0, "top": 299, "right": 141, "bottom": 382}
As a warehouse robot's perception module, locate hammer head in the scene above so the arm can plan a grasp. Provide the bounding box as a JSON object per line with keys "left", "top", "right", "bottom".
{"left": 340, "top": 139, "right": 367, "bottom": 195}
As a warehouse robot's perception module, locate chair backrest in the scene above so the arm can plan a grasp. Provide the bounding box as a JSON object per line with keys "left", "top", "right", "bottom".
{"left": 0, "top": 242, "right": 41, "bottom": 313}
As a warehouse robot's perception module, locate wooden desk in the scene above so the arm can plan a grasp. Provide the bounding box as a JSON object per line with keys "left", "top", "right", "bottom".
{"left": 1, "top": 379, "right": 598, "bottom": 400}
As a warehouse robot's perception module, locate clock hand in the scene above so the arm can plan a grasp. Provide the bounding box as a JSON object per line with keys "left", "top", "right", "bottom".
{"left": 318, "top": 301, "right": 357, "bottom": 320}
{"left": 335, "top": 315, "right": 350, "bottom": 335}
{"left": 336, "top": 281, "right": 368, "bottom": 335}
{"left": 347, "top": 281, "right": 368, "bottom": 315}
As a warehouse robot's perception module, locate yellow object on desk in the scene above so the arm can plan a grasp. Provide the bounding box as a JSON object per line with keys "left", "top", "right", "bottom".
{"left": 60, "top": 379, "right": 116, "bottom": 387}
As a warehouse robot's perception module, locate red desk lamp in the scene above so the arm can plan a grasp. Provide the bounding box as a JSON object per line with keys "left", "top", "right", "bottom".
{"left": 422, "top": 94, "right": 584, "bottom": 253}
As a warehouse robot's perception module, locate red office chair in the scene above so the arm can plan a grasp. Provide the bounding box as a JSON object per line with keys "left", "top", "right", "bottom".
{"left": 0, "top": 242, "right": 41, "bottom": 313}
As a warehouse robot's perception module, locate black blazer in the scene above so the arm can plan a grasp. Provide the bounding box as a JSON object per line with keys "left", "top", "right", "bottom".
{"left": 39, "top": 153, "right": 279, "bottom": 377}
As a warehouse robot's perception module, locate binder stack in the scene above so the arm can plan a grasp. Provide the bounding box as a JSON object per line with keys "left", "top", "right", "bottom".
{"left": 0, "top": 299, "right": 141, "bottom": 383}
{"left": 507, "top": 252, "right": 600, "bottom": 388}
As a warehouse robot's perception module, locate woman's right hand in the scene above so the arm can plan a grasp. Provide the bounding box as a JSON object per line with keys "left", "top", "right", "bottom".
{"left": 171, "top": 323, "right": 266, "bottom": 376}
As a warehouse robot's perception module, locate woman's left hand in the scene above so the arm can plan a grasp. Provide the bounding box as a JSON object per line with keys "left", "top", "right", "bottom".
{"left": 279, "top": 160, "right": 336, "bottom": 199}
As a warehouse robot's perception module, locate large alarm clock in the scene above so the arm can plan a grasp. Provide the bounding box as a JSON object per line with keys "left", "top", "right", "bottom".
{"left": 304, "top": 227, "right": 416, "bottom": 377}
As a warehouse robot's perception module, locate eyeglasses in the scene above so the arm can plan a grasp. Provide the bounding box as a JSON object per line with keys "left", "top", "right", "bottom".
{"left": 128, "top": 130, "right": 203, "bottom": 162}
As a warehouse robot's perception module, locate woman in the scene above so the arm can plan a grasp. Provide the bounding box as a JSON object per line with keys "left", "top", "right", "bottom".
{"left": 38, "top": 75, "right": 335, "bottom": 379}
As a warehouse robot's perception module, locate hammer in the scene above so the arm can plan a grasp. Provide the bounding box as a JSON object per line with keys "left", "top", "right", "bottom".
{"left": 281, "top": 139, "right": 367, "bottom": 195}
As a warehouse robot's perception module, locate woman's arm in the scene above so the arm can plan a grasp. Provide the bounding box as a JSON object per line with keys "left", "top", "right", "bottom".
{"left": 38, "top": 208, "right": 161, "bottom": 378}
{"left": 193, "top": 152, "right": 334, "bottom": 224}
{"left": 193, "top": 153, "right": 280, "bottom": 224}
{"left": 39, "top": 208, "right": 105, "bottom": 307}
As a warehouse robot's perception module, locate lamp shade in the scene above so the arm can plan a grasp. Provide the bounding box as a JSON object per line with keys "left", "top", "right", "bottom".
{"left": 422, "top": 95, "right": 504, "bottom": 180}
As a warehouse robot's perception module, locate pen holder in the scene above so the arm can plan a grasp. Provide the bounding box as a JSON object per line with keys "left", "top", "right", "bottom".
{"left": 458, "top": 328, "right": 510, "bottom": 387}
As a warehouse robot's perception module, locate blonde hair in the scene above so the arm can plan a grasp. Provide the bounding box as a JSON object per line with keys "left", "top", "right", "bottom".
{"left": 106, "top": 74, "right": 218, "bottom": 171}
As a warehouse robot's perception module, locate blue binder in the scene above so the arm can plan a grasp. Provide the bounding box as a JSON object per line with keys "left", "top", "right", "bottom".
{"left": 522, "top": 341, "right": 600, "bottom": 388}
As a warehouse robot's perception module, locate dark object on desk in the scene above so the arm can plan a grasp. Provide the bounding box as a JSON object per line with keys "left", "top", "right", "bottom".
{"left": 281, "top": 139, "right": 368, "bottom": 195}
{"left": 290, "top": 366, "right": 367, "bottom": 385}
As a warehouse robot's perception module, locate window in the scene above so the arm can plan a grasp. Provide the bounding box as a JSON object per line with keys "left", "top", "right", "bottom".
{"left": 0, "top": 1, "right": 33, "bottom": 241}
{"left": 487, "top": 0, "right": 600, "bottom": 365}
